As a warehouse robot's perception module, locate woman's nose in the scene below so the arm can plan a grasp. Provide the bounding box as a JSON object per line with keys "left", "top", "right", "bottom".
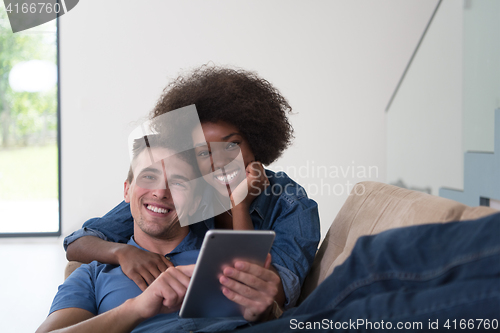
{"left": 211, "top": 148, "right": 236, "bottom": 170}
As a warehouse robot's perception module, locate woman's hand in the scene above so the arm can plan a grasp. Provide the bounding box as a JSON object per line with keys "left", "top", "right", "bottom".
{"left": 115, "top": 245, "right": 174, "bottom": 291}
{"left": 219, "top": 253, "right": 281, "bottom": 322}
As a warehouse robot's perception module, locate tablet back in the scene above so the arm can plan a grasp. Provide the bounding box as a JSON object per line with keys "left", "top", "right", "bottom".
{"left": 179, "top": 230, "right": 275, "bottom": 318}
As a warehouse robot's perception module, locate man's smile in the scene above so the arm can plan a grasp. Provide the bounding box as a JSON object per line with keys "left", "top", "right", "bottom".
{"left": 144, "top": 203, "right": 173, "bottom": 215}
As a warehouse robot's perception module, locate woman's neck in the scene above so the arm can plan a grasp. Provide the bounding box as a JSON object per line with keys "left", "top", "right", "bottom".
{"left": 214, "top": 211, "right": 233, "bottom": 229}
{"left": 212, "top": 190, "right": 234, "bottom": 229}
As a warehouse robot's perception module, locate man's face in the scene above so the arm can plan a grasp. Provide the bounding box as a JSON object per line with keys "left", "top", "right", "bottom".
{"left": 124, "top": 147, "right": 198, "bottom": 238}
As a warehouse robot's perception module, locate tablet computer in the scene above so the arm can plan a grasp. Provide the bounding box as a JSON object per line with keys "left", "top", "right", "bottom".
{"left": 179, "top": 229, "right": 275, "bottom": 318}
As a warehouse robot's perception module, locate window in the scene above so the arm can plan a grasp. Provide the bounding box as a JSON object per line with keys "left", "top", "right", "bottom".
{"left": 0, "top": 12, "right": 59, "bottom": 236}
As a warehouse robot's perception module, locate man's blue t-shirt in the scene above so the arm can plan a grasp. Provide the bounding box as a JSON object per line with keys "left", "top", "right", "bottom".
{"left": 50, "top": 232, "right": 248, "bottom": 332}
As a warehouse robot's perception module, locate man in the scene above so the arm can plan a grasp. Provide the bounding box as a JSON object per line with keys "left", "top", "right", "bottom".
{"left": 37, "top": 136, "right": 281, "bottom": 333}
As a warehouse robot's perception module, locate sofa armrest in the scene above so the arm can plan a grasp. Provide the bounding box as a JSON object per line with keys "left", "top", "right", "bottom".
{"left": 64, "top": 261, "right": 83, "bottom": 280}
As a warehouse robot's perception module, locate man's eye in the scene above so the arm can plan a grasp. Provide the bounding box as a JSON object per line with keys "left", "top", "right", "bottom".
{"left": 142, "top": 175, "right": 156, "bottom": 181}
{"left": 169, "top": 182, "right": 187, "bottom": 189}
{"left": 198, "top": 150, "right": 210, "bottom": 157}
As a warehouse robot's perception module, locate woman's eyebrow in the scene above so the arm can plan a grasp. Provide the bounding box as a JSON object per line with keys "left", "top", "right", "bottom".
{"left": 221, "top": 133, "right": 240, "bottom": 141}
{"left": 194, "top": 133, "right": 241, "bottom": 147}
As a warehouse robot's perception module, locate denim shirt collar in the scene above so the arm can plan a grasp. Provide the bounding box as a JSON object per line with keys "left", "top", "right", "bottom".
{"left": 248, "top": 169, "right": 275, "bottom": 220}
{"left": 128, "top": 228, "right": 203, "bottom": 256}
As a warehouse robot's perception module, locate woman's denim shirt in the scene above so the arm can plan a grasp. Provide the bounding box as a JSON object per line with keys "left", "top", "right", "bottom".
{"left": 64, "top": 170, "right": 321, "bottom": 309}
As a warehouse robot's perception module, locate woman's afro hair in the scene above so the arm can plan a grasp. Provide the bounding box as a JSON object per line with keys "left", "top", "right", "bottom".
{"left": 150, "top": 65, "right": 294, "bottom": 166}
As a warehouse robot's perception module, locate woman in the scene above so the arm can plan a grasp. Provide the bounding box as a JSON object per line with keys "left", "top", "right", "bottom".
{"left": 64, "top": 66, "right": 320, "bottom": 311}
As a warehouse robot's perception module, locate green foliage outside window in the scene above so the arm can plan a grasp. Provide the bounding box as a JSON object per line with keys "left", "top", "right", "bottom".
{"left": 0, "top": 9, "right": 57, "bottom": 148}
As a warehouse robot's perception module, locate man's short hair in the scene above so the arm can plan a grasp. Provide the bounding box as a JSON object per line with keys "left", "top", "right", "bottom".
{"left": 150, "top": 65, "right": 294, "bottom": 165}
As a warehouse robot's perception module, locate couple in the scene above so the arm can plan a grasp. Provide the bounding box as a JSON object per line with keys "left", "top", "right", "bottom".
{"left": 38, "top": 66, "right": 500, "bottom": 332}
{"left": 38, "top": 66, "right": 321, "bottom": 332}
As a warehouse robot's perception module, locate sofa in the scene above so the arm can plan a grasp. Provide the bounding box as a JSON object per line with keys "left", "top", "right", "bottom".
{"left": 297, "top": 181, "right": 497, "bottom": 303}
{"left": 65, "top": 181, "right": 498, "bottom": 303}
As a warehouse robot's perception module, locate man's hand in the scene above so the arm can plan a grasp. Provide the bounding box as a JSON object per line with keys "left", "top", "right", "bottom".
{"left": 230, "top": 161, "right": 269, "bottom": 208}
{"left": 36, "top": 265, "right": 195, "bottom": 333}
{"left": 219, "top": 254, "right": 281, "bottom": 322}
{"left": 115, "top": 245, "right": 174, "bottom": 291}
{"left": 130, "top": 265, "right": 195, "bottom": 319}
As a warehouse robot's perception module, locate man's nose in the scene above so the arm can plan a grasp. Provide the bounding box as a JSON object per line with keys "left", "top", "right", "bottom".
{"left": 152, "top": 184, "right": 172, "bottom": 199}
{"left": 153, "top": 160, "right": 173, "bottom": 199}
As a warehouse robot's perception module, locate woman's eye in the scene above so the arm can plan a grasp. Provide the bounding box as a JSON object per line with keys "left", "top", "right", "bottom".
{"left": 226, "top": 142, "right": 240, "bottom": 150}
{"left": 198, "top": 150, "right": 210, "bottom": 157}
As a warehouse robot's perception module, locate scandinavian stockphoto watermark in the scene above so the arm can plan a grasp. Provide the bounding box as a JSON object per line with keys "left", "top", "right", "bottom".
{"left": 3, "top": 0, "right": 79, "bottom": 33}
{"left": 271, "top": 160, "right": 379, "bottom": 197}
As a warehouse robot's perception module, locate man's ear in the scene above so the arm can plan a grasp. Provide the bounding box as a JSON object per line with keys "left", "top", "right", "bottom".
{"left": 124, "top": 181, "right": 131, "bottom": 203}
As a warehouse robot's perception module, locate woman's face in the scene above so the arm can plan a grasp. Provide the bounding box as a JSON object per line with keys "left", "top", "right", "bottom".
{"left": 192, "top": 121, "right": 255, "bottom": 196}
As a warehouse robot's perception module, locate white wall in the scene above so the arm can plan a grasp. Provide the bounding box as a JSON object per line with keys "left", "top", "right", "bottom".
{"left": 463, "top": 0, "right": 500, "bottom": 153}
{"left": 59, "top": 0, "right": 439, "bottom": 240}
{"left": 387, "top": 0, "right": 464, "bottom": 196}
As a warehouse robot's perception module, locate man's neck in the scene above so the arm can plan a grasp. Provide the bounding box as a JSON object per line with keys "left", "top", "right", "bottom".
{"left": 133, "top": 224, "right": 190, "bottom": 255}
